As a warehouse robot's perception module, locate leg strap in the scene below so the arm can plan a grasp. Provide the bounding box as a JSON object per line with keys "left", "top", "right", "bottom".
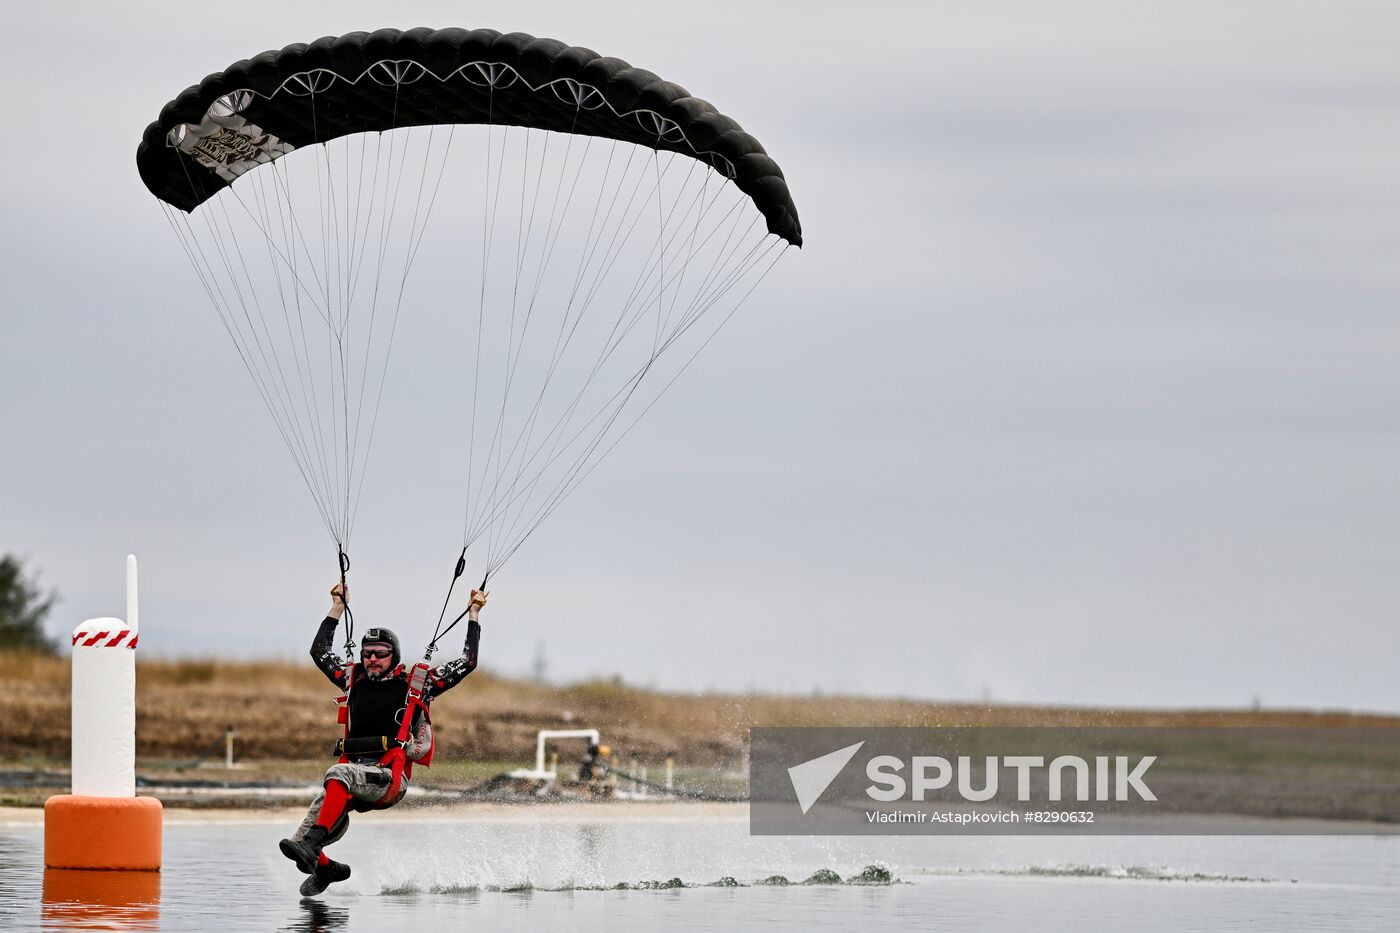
{"left": 315, "top": 779, "right": 350, "bottom": 831}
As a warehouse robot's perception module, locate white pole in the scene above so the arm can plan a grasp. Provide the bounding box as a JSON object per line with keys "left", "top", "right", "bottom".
{"left": 126, "top": 554, "right": 138, "bottom": 635}
{"left": 533, "top": 729, "right": 600, "bottom": 774}
{"left": 70, "top": 555, "right": 140, "bottom": 798}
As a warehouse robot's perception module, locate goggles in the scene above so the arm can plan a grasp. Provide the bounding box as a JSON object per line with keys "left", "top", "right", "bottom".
{"left": 360, "top": 647, "right": 393, "bottom": 660}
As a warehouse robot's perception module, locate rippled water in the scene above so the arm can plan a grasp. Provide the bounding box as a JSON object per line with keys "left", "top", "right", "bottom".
{"left": 3, "top": 804, "right": 1398, "bottom": 931}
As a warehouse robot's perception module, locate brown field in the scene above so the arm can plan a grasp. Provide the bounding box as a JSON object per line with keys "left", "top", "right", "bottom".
{"left": 4, "top": 651, "right": 1395, "bottom": 771}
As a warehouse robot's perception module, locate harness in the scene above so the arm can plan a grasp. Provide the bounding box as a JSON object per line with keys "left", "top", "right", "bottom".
{"left": 326, "top": 547, "right": 480, "bottom": 809}
{"left": 334, "top": 661, "right": 436, "bottom": 809}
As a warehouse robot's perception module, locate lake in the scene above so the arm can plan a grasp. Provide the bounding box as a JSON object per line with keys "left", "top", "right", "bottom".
{"left": 3, "top": 802, "right": 1397, "bottom": 931}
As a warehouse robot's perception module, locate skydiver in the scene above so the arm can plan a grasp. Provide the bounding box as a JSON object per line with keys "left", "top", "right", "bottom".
{"left": 278, "top": 582, "right": 485, "bottom": 896}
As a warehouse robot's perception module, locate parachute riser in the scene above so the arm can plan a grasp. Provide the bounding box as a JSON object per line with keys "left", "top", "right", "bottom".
{"left": 425, "top": 549, "right": 489, "bottom": 659}
{"left": 337, "top": 547, "right": 355, "bottom": 658}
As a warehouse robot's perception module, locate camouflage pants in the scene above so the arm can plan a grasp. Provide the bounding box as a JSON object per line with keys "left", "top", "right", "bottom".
{"left": 291, "top": 761, "right": 407, "bottom": 844}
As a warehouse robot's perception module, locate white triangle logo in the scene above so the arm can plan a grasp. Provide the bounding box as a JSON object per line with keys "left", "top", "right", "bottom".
{"left": 787, "top": 741, "right": 865, "bottom": 814}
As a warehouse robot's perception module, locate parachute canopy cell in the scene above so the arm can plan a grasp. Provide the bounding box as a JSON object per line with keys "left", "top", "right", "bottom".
{"left": 135, "top": 27, "right": 801, "bottom": 245}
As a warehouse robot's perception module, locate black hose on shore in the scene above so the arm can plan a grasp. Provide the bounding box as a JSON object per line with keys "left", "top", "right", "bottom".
{"left": 605, "top": 768, "right": 748, "bottom": 803}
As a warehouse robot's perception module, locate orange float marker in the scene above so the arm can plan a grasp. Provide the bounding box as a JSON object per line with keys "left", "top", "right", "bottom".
{"left": 43, "top": 865, "right": 161, "bottom": 926}
{"left": 44, "top": 555, "right": 163, "bottom": 871}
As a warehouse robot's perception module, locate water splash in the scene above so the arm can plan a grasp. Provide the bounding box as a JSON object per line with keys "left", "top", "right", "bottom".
{"left": 373, "top": 864, "right": 897, "bottom": 894}
{"left": 926, "top": 864, "right": 1270, "bottom": 884}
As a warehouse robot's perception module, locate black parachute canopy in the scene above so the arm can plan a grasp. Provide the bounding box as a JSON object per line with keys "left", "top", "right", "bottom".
{"left": 136, "top": 27, "right": 801, "bottom": 246}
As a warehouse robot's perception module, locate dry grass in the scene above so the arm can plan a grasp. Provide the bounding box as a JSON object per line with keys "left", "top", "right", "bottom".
{"left": 4, "top": 651, "right": 1396, "bottom": 769}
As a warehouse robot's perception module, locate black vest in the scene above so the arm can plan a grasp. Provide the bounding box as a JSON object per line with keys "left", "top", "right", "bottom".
{"left": 347, "top": 671, "right": 410, "bottom": 740}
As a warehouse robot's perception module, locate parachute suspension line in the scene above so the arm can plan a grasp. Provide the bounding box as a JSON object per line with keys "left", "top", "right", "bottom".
{"left": 525, "top": 114, "right": 591, "bottom": 324}
{"left": 462, "top": 119, "right": 589, "bottom": 557}
{"left": 243, "top": 175, "right": 330, "bottom": 513}
{"left": 502, "top": 155, "right": 696, "bottom": 453}
{"left": 563, "top": 152, "right": 664, "bottom": 355}
{"left": 248, "top": 161, "right": 339, "bottom": 532}
{"left": 261, "top": 157, "right": 333, "bottom": 325}
{"left": 487, "top": 154, "right": 711, "bottom": 560}
{"left": 491, "top": 123, "right": 552, "bottom": 545}
{"left": 478, "top": 126, "right": 537, "bottom": 566}
{"left": 304, "top": 101, "right": 348, "bottom": 543}
{"left": 340, "top": 132, "right": 393, "bottom": 497}
{"left": 347, "top": 121, "right": 457, "bottom": 542}
{"left": 161, "top": 86, "right": 459, "bottom": 551}
{"left": 649, "top": 148, "right": 669, "bottom": 356}
{"left": 261, "top": 157, "right": 341, "bottom": 529}
{"left": 480, "top": 150, "right": 692, "bottom": 565}
{"left": 342, "top": 132, "right": 381, "bottom": 324}
{"left": 315, "top": 92, "right": 355, "bottom": 542}
{"left": 197, "top": 199, "right": 341, "bottom": 539}
{"left": 470, "top": 122, "right": 600, "bottom": 564}
{"left": 340, "top": 90, "right": 407, "bottom": 540}
{"left": 486, "top": 239, "right": 788, "bottom": 575}
{"left": 460, "top": 87, "right": 499, "bottom": 546}
{"left": 156, "top": 202, "right": 339, "bottom": 543}
{"left": 463, "top": 146, "right": 657, "bottom": 555}
{"left": 479, "top": 203, "right": 779, "bottom": 577}
{"left": 350, "top": 101, "right": 411, "bottom": 537}
{"left": 482, "top": 122, "right": 556, "bottom": 567}
{"left": 331, "top": 113, "right": 354, "bottom": 546}
{"left": 487, "top": 156, "right": 714, "bottom": 563}
{"left": 494, "top": 232, "right": 786, "bottom": 568}
{"left": 200, "top": 182, "right": 341, "bottom": 529}
{"left": 463, "top": 91, "right": 517, "bottom": 549}
{"left": 461, "top": 179, "right": 751, "bottom": 548}
{"left": 463, "top": 139, "right": 648, "bottom": 546}
{"left": 450, "top": 123, "right": 782, "bottom": 579}
{"left": 660, "top": 224, "right": 776, "bottom": 356}
{"left": 345, "top": 120, "right": 459, "bottom": 540}
{"left": 307, "top": 88, "right": 344, "bottom": 542}
{"left": 257, "top": 99, "right": 344, "bottom": 542}
{"left": 658, "top": 161, "right": 712, "bottom": 349}
{"left": 208, "top": 192, "right": 343, "bottom": 537}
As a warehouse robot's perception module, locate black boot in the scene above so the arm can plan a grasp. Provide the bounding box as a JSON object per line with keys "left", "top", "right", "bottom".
{"left": 299, "top": 857, "right": 352, "bottom": 897}
{"left": 279, "top": 826, "right": 327, "bottom": 874}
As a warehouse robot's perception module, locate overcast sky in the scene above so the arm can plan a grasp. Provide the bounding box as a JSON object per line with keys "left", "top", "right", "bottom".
{"left": 3, "top": 2, "right": 1398, "bottom": 711}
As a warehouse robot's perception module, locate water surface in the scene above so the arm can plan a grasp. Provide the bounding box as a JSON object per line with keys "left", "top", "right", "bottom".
{"left": 3, "top": 803, "right": 1397, "bottom": 931}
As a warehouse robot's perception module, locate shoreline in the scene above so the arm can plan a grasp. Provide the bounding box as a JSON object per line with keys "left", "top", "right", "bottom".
{"left": 6, "top": 800, "right": 1399, "bottom": 836}
{"left": 0, "top": 798, "right": 748, "bottom": 827}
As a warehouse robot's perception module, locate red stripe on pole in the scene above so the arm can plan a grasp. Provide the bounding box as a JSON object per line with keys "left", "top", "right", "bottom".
{"left": 83, "top": 632, "right": 110, "bottom": 647}
{"left": 72, "top": 633, "right": 82, "bottom": 646}
{"left": 105, "top": 630, "right": 130, "bottom": 647}
{"left": 129, "top": 635, "right": 139, "bottom": 649}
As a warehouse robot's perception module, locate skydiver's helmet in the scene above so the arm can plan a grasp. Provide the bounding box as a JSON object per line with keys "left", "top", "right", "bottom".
{"left": 360, "top": 627, "right": 401, "bottom": 677}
